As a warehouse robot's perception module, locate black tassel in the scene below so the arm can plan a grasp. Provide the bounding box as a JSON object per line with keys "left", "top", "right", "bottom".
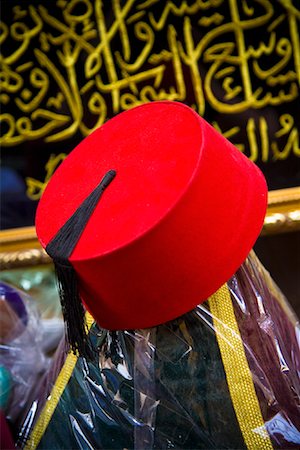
{"left": 46, "top": 169, "right": 116, "bottom": 360}
{"left": 53, "top": 260, "right": 95, "bottom": 360}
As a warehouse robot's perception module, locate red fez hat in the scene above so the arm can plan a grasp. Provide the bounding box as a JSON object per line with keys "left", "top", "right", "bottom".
{"left": 36, "top": 101, "right": 267, "bottom": 354}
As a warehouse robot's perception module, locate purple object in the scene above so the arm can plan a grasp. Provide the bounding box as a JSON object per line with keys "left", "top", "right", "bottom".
{"left": 0, "top": 283, "right": 28, "bottom": 326}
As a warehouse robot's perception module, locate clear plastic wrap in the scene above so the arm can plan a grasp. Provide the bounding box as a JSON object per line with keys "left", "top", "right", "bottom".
{"left": 17, "top": 252, "right": 300, "bottom": 449}
{"left": 0, "top": 266, "right": 64, "bottom": 355}
{"left": 0, "top": 266, "right": 63, "bottom": 320}
{"left": 0, "top": 282, "right": 51, "bottom": 440}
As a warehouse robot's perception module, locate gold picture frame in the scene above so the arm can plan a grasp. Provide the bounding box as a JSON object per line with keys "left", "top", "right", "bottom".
{"left": 1, "top": 186, "right": 299, "bottom": 270}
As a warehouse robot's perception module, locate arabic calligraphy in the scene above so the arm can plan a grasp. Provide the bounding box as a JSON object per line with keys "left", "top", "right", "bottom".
{"left": 26, "top": 152, "right": 67, "bottom": 200}
{"left": 0, "top": 0, "right": 299, "bottom": 197}
{"left": 213, "top": 113, "right": 300, "bottom": 163}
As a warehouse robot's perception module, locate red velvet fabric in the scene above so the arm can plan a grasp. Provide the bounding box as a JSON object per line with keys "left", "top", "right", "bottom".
{"left": 36, "top": 101, "right": 267, "bottom": 329}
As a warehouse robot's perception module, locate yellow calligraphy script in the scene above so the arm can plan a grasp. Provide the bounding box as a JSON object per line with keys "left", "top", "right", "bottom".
{"left": 0, "top": 0, "right": 299, "bottom": 198}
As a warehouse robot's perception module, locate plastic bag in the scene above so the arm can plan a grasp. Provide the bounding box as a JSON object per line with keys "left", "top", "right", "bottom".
{"left": 0, "top": 282, "right": 50, "bottom": 439}
{"left": 0, "top": 266, "right": 63, "bottom": 320}
{"left": 0, "top": 266, "right": 64, "bottom": 355}
{"left": 18, "top": 252, "right": 300, "bottom": 449}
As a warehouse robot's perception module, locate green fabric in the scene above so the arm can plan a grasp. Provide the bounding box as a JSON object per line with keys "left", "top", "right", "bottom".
{"left": 37, "top": 308, "right": 245, "bottom": 450}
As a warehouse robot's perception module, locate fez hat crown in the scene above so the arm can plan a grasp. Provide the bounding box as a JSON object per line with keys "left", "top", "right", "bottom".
{"left": 36, "top": 101, "right": 267, "bottom": 354}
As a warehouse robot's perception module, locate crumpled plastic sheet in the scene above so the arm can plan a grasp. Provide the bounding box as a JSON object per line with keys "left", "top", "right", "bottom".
{"left": 0, "top": 282, "right": 50, "bottom": 437}
{"left": 0, "top": 266, "right": 64, "bottom": 355}
{"left": 17, "top": 252, "right": 300, "bottom": 449}
{"left": 0, "top": 265, "right": 62, "bottom": 320}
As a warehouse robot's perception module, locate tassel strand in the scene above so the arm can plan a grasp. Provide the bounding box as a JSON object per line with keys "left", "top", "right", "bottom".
{"left": 46, "top": 169, "right": 117, "bottom": 359}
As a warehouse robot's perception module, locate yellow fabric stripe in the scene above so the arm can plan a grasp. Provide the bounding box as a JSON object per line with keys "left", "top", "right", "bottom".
{"left": 24, "top": 312, "right": 95, "bottom": 450}
{"left": 208, "top": 284, "right": 273, "bottom": 450}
